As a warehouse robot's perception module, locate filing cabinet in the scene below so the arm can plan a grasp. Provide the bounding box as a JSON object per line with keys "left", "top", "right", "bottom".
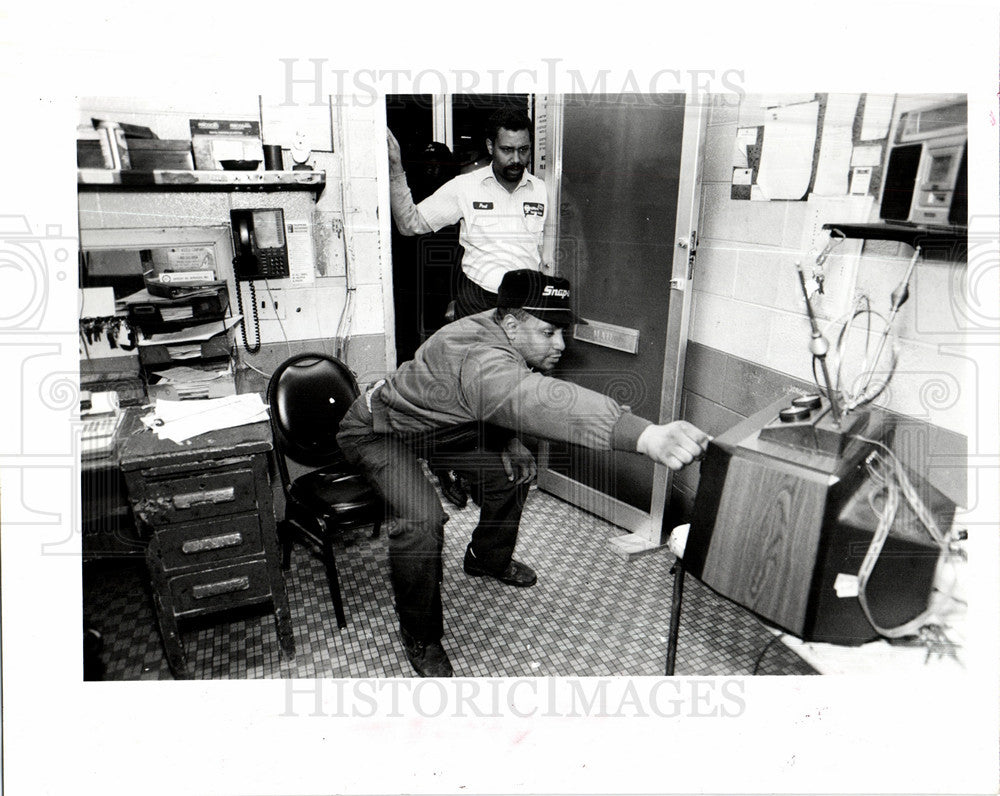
{"left": 119, "top": 409, "right": 294, "bottom": 678}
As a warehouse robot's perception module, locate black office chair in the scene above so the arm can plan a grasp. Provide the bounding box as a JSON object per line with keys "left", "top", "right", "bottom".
{"left": 267, "top": 353, "right": 384, "bottom": 628}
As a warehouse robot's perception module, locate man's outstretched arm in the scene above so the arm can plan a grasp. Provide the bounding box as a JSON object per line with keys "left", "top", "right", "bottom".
{"left": 636, "top": 421, "right": 712, "bottom": 471}
{"left": 387, "top": 128, "right": 434, "bottom": 236}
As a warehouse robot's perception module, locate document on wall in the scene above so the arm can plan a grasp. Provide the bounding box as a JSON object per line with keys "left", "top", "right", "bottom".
{"left": 860, "top": 94, "right": 895, "bottom": 140}
{"left": 812, "top": 94, "right": 860, "bottom": 196}
{"left": 286, "top": 219, "right": 315, "bottom": 285}
{"left": 754, "top": 101, "right": 819, "bottom": 201}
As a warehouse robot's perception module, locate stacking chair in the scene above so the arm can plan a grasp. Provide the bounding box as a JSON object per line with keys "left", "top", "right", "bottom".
{"left": 267, "top": 353, "right": 384, "bottom": 628}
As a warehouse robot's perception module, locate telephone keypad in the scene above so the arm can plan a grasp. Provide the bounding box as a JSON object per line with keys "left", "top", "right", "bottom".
{"left": 258, "top": 251, "right": 290, "bottom": 279}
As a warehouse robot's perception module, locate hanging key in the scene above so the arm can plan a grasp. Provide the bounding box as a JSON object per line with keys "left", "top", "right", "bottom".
{"left": 814, "top": 270, "right": 825, "bottom": 295}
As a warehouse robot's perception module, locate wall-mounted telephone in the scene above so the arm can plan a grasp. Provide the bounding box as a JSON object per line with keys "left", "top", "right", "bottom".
{"left": 230, "top": 208, "right": 291, "bottom": 281}
{"left": 229, "top": 209, "right": 290, "bottom": 354}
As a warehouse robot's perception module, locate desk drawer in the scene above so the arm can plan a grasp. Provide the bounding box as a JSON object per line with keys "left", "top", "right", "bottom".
{"left": 139, "top": 467, "right": 257, "bottom": 525}
{"left": 167, "top": 560, "right": 272, "bottom": 616}
{"left": 155, "top": 515, "right": 263, "bottom": 571}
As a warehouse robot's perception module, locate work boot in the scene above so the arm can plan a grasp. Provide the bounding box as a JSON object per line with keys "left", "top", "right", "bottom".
{"left": 463, "top": 547, "right": 538, "bottom": 587}
{"left": 400, "top": 627, "right": 454, "bottom": 677}
{"left": 435, "top": 469, "right": 468, "bottom": 508}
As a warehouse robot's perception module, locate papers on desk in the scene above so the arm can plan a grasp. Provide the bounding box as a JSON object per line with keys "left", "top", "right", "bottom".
{"left": 153, "top": 364, "right": 232, "bottom": 383}
{"left": 141, "top": 394, "right": 269, "bottom": 443}
{"left": 137, "top": 316, "right": 242, "bottom": 346}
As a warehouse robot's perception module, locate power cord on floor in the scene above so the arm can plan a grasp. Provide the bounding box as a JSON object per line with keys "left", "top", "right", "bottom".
{"left": 752, "top": 633, "right": 785, "bottom": 675}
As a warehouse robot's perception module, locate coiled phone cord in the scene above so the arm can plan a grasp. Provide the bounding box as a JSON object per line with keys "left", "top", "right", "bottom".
{"left": 234, "top": 276, "right": 261, "bottom": 354}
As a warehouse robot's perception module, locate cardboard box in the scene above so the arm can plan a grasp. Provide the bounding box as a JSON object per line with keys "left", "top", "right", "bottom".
{"left": 127, "top": 139, "right": 194, "bottom": 170}
{"left": 189, "top": 119, "right": 263, "bottom": 170}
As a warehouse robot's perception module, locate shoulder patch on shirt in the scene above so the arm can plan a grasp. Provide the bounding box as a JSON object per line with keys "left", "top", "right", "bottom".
{"left": 473, "top": 201, "right": 493, "bottom": 210}
{"left": 523, "top": 202, "right": 544, "bottom": 217}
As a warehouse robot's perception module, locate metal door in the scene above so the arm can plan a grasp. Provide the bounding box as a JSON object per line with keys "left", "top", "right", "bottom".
{"left": 536, "top": 94, "right": 706, "bottom": 547}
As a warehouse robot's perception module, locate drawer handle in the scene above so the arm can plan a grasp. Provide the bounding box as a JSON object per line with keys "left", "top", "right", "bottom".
{"left": 172, "top": 486, "right": 236, "bottom": 510}
{"left": 192, "top": 576, "right": 251, "bottom": 600}
{"left": 181, "top": 532, "right": 244, "bottom": 555}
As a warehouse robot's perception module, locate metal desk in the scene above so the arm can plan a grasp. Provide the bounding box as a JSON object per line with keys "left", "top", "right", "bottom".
{"left": 116, "top": 406, "right": 294, "bottom": 678}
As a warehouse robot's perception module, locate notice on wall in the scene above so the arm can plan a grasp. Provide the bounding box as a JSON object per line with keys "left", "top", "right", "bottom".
{"left": 813, "top": 94, "right": 860, "bottom": 196}
{"left": 754, "top": 101, "right": 819, "bottom": 200}
{"left": 860, "top": 94, "right": 895, "bottom": 141}
{"left": 849, "top": 166, "right": 873, "bottom": 195}
{"left": 285, "top": 220, "right": 315, "bottom": 286}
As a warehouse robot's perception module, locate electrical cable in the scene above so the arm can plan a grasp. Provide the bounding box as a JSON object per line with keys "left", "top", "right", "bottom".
{"left": 834, "top": 305, "right": 898, "bottom": 412}
{"left": 752, "top": 633, "right": 785, "bottom": 675}
{"left": 849, "top": 435, "right": 961, "bottom": 641}
{"left": 830, "top": 294, "right": 871, "bottom": 395}
{"left": 259, "top": 280, "right": 294, "bottom": 361}
{"left": 333, "top": 102, "right": 355, "bottom": 363}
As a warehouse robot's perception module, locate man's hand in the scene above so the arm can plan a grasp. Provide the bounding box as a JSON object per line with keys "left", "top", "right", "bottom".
{"left": 386, "top": 128, "right": 404, "bottom": 174}
{"left": 636, "top": 421, "right": 711, "bottom": 471}
{"left": 501, "top": 437, "right": 537, "bottom": 484}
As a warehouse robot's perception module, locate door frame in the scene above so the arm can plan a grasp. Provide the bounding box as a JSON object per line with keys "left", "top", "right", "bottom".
{"left": 536, "top": 95, "right": 708, "bottom": 546}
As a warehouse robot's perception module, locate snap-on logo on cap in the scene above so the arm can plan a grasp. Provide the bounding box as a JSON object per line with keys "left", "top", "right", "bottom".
{"left": 542, "top": 285, "right": 569, "bottom": 299}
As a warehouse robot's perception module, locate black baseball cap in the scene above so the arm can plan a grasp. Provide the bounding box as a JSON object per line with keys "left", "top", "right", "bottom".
{"left": 496, "top": 269, "right": 586, "bottom": 328}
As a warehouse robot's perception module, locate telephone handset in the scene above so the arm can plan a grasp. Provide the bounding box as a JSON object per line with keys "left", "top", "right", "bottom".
{"left": 230, "top": 208, "right": 290, "bottom": 281}
{"left": 229, "top": 209, "right": 290, "bottom": 354}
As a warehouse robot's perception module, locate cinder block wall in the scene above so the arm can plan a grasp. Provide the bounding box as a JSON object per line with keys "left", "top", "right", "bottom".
{"left": 77, "top": 97, "right": 391, "bottom": 381}
{"left": 673, "top": 93, "right": 969, "bottom": 517}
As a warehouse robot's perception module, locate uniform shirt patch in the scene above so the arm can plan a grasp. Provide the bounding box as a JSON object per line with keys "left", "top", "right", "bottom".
{"left": 523, "top": 202, "right": 544, "bottom": 217}
{"left": 473, "top": 201, "right": 494, "bottom": 210}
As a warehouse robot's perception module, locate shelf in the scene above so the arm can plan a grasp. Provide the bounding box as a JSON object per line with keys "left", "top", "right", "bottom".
{"left": 821, "top": 222, "right": 967, "bottom": 250}
{"left": 78, "top": 168, "right": 325, "bottom": 196}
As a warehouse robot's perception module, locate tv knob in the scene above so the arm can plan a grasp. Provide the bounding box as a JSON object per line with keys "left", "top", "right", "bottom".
{"left": 792, "top": 394, "right": 822, "bottom": 411}
{"left": 779, "top": 405, "right": 812, "bottom": 423}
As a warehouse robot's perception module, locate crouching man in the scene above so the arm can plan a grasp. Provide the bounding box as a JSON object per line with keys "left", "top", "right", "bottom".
{"left": 337, "top": 269, "right": 710, "bottom": 677}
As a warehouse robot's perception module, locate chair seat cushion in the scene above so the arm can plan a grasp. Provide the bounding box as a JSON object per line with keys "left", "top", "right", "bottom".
{"left": 290, "top": 466, "right": 382, "bottom": 518}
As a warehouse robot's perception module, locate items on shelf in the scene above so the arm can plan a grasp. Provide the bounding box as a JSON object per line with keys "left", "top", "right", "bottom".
{"left": 123, "top": 280, "right": 240, "bottom": 401}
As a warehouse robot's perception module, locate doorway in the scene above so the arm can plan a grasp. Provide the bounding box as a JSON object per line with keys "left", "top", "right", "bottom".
{"left": 385, "top": 94, "right": 531, "bottom": 364}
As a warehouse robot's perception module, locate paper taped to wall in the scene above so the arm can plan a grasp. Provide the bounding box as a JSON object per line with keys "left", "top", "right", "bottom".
{"left": 286, "top": 220, "right": 315, "bottom": 285}
{"left": 754, "top": 101, "right": 819, "bottom": 201}
{"left": 813, "top": 94, "right": 860, "bottom": 197}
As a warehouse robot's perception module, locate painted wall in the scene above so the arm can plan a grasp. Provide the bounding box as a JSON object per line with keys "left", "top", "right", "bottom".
{"left": 77, "top": 96, "right": 393, "bottom": 380}
{"left": 675, "top": 93, "right": 969, "bottom": 513}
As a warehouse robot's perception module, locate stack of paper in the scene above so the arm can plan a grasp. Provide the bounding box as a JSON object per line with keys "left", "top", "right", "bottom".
{"left": 137, "top": 316, "right": 242, "bottom": 348}
{"left": 141, "top": 394, "right": 269, "bottom": 443}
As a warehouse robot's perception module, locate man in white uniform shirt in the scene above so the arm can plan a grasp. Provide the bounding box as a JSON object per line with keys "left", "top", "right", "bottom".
{"left": 388, "top": 108, "right": 550, "bottom": 318}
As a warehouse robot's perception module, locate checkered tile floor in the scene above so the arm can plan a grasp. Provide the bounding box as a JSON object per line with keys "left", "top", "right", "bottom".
{"left": 82, "top": 488, "right": 816, "bottom": 679}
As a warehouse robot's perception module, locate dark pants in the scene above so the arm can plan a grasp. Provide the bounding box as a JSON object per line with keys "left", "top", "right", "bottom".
{"left": 454, "top": 268, "right": 499, "bottom": 319}
{"left": 337, "top": 397, "right": 530, "bottom": 642}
